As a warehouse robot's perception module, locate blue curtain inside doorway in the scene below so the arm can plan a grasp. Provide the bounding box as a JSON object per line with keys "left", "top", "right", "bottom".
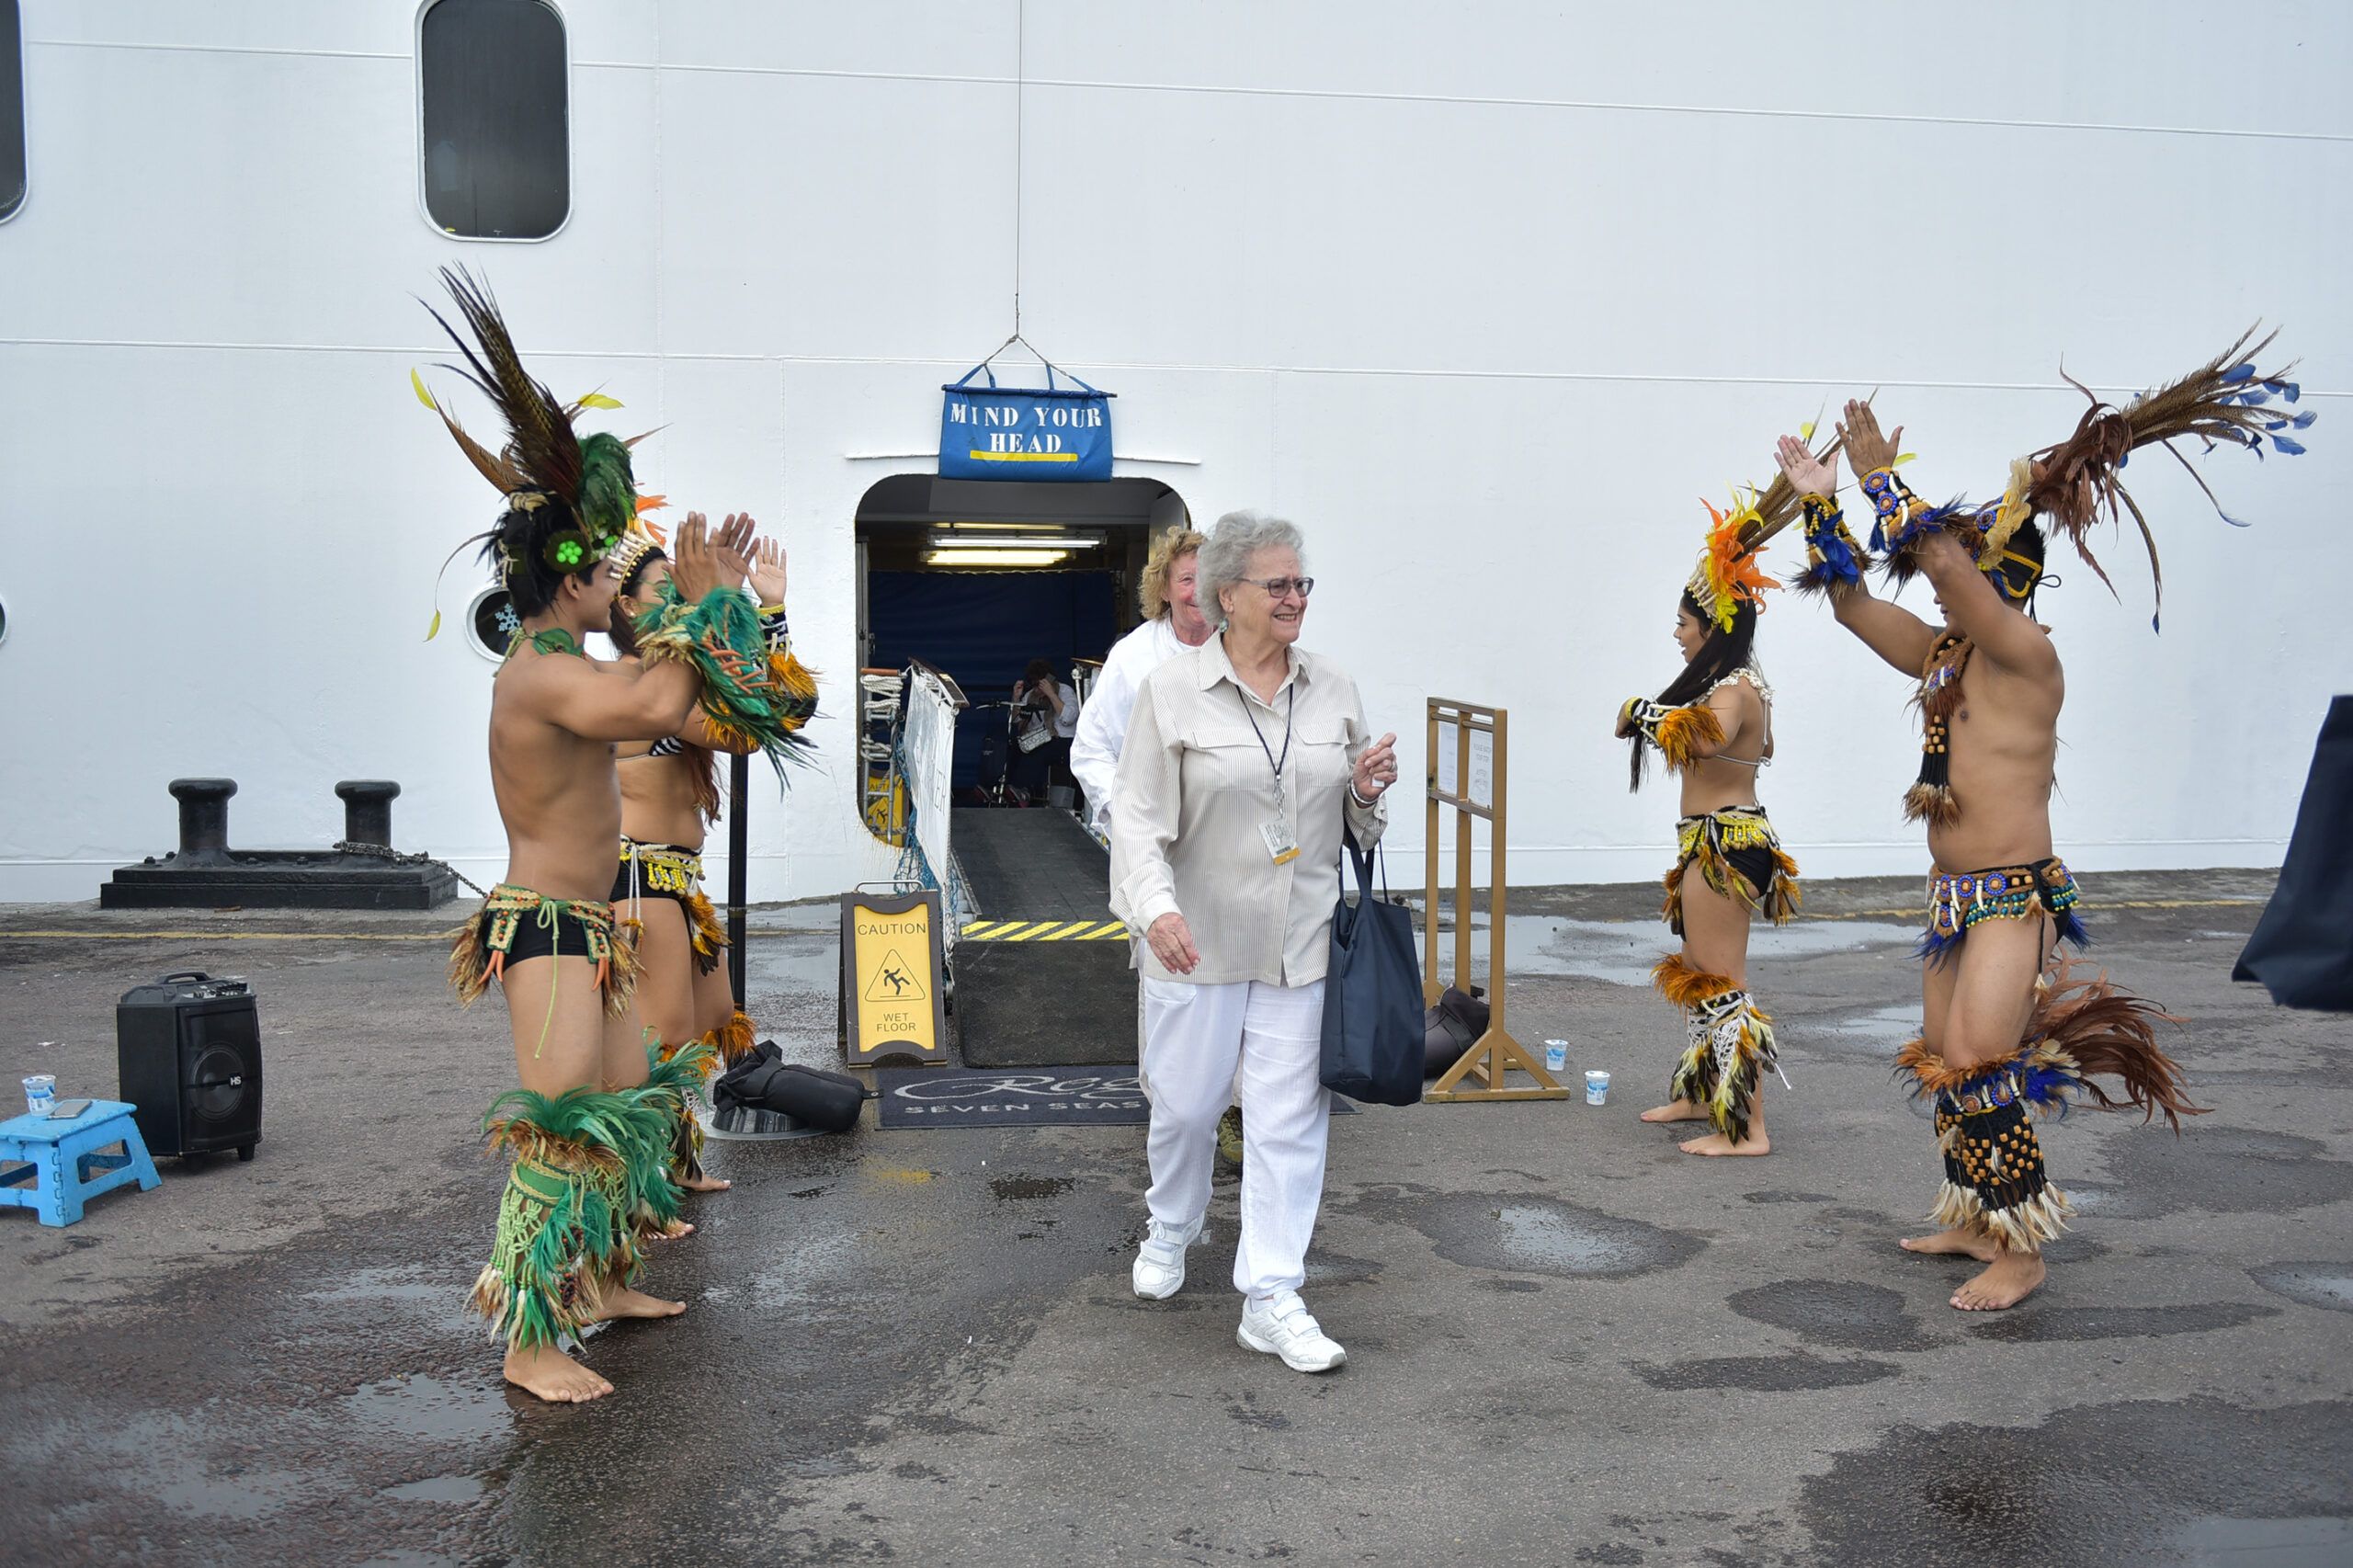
{"left": 867, "top": 571, "right": 1118, "bottom": 790}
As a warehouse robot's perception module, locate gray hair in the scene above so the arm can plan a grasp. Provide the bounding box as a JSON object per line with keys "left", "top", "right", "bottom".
{"left": 1198, "top": 510, "right": 1307, "bottom": 625}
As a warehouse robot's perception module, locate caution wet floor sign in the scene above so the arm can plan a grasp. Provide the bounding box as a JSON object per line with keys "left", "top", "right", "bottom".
{"left": 840, "top": 891, "right": 948, "bottom": 1066}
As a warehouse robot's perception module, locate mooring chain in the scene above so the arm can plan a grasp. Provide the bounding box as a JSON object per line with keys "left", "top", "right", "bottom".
{"left": 334, "top": 840, "right": 489, "bottom": 898}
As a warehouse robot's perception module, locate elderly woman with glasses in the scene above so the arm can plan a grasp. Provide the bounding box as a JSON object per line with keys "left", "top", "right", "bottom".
{"left": 1108, "top": 509, "right": 1399, "bottom": 1373}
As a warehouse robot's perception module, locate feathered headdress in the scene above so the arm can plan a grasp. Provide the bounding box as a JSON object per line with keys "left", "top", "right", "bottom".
{"left": 1683, "top": 422, "right": 1847, "bottom": 630}
{"left": 413, "top": 267, "right": 662, "bottom": 634}
{"left": 1879, "top": 327, "right": 2310, "bottom": 626}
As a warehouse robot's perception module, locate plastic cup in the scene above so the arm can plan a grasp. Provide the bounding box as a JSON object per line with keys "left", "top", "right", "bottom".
{"left": 1584, "top": 1069, "right": 1609, "bottom": 1106}
{"left": 1543, "top": 1040, "right": 1568, "bottom": 1074}
{"left": 23, "top": 1074, "right": 55, "bottom": 1117}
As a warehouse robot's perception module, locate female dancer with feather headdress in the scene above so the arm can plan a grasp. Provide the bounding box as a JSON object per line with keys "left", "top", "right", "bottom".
{"left": 1616, "top": 460, "right": 1819, "bottom": 1156}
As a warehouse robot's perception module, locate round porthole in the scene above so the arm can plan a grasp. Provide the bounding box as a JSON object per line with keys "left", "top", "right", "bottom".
{"left": 466, "top": 583, "right": 518, "bottom": 662}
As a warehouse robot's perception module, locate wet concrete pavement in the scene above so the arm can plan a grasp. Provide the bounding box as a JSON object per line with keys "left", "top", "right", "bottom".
{"left": 1, "top": 870, "right": 2348, "bottom": 1566}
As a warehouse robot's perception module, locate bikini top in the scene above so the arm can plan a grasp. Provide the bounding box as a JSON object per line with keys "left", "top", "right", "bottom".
{"left": 1701, "top": 666, "right": 1773, "bottom": 769}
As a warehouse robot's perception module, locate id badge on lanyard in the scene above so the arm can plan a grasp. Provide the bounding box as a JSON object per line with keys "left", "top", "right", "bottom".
{"left": 1241, "top": 684, "right": 1301, "bottom": 865}
{"left": 1259, "top": 818, "right": 1301, "bottom": 865}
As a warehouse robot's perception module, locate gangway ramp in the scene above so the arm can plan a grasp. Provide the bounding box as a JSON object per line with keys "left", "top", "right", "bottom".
{"left": 950, "top": 808, "right": 1135, "bottom": 1067}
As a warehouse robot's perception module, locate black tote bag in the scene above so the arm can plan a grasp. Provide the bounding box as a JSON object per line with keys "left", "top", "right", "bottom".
{"left": 1320, "top": 828, "right": 1426, "bottom": 1106}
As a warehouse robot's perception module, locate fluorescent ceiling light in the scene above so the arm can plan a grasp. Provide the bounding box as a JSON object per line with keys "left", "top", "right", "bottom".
{"left": 926, "top": 533, "right": 1098, "bottom": 551}
{"left": 926, "top": 548, "right": 1072, "bottom": 567}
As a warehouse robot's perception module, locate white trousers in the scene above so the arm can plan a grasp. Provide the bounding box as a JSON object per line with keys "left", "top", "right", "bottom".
{"left": 1134, "top": 975, "right": 1245, "bottom": 1111}
{"left": 1142, "top": 976, "right": 1329, "bottom": 1298}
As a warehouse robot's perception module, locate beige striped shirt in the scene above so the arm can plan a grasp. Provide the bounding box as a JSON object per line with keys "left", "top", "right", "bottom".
{"left": 1108, "top": 634, "right": 1388, "bottom": 986}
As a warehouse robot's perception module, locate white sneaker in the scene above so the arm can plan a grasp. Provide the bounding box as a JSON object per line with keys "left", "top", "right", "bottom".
{"left": 1131, "top": 1215, "right": 1204, "bottom": 1300}
{"left": 1237, "top": 1290, "right": 1347, "bottom": 1372}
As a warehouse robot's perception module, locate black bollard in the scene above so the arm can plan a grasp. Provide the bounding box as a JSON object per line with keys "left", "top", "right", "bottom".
{"left": 335, "top": 780, "right": 402, "bottom": 851}
{"left": 167, "top": 778, "right": 237, "bottom": 859}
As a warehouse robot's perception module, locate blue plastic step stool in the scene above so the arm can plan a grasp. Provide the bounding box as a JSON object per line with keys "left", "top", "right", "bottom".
{"left": 0, "top": 1099, "right": 162, "bottom": 1226}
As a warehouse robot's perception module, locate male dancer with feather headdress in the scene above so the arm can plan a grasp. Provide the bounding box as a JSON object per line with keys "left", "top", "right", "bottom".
{"left": 421, "top": 269, "right": 810, "bottom": 1401}
{"left": 1776, "top": 333, "right": 2307, "bottom": 1310}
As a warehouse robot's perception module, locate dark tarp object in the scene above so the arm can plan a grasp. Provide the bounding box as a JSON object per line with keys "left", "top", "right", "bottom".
{"left": 2234, "top": 695, "right": 2353, "bottom": 1011}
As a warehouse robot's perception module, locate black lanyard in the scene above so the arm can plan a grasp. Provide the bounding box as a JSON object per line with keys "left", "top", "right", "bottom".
{"left": 1238, "top": 685, "right": 1295, "bottom": 788}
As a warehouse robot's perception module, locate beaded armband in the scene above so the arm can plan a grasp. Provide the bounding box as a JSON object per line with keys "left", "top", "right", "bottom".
{"left": 1859, "top": 468, "right": 1932, "bottom": 555}
{"left": 1791, "top": 494, "right": 1870, "bottom": 594}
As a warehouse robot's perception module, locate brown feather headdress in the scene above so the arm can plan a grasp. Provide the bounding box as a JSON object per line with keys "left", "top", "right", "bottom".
{"left": 1880, "top": 327, "right": 2309, "bottom": 626}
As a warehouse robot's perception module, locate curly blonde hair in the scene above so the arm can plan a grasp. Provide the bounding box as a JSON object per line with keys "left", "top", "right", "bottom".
{"left": 1139, "top": 522, "right": 1208, "bottom": 620}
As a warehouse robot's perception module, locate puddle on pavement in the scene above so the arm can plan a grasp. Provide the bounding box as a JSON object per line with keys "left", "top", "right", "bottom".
{"left": 1303, "top": 1246, "right": 1381, "bottom": 1288}
{"left": 1726, "top": 1278, "right": 1945, "bottom": 1351}
{"left": 382, "top": 1475, "right": 484, "bottom": 1504}
{"left": 1743, "top": 1189, "right": 1837, "bottom": 1205}
{"left": 1632, "top": 1351, "right": 1901, "bottom": 1392}
{"left": 990, "top": 1175, "right": 1074, "bottom": 1202}
{"left": 747, "top": 1219, "right": 861, "bottom": 1308}
{"left": 2173, "top": 1515, "right": 2353, "bottom": 1566}
{"left": 1796, "top": 1396, "right": 2353, "bottom": 1568}
{"left": 345, "top": 1375, "right": 509, "bottom": 1443}
{"left": 743, "top": 938, "right": 840, "bottom": 993}
{"left": 2247, "top": 1262, "right": 2353, "bottom": 1312}
{"left": 2096, "top": 1126, "right": 2353, "bottom": 1218}
{"left": 1968, "top": 1302, "right": 2279, "bottom": 1343}
{"left": 1352, "top": 1188, "right": 1702, "bottom": 1279}
{"left": 1429, "top": 915, "right": 1921, "bottom": 988}
{"left": 1812, "top": 1004, "right": 1927, "bottom": 1059}
{"left": 157, "top": 1464, "right": 307, "bottom": 1519}
{"left": 304, "top": 1267, "right": 448, "bottom": 1303}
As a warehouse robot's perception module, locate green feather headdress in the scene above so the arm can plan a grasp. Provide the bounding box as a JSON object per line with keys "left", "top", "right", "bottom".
{"left": 413, "top": 267, "right": 658, "bottom": 636}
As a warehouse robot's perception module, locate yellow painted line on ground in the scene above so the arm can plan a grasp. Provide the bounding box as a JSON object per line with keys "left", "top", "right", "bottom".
{"left": 0, "top": 929, "right": 456, "bottom": 941}
{"left": 1033, "top": 921, "right": 1097, "bottom": 941}
{"left": 959, "top": 921, "right": 1014, "bottom": 939}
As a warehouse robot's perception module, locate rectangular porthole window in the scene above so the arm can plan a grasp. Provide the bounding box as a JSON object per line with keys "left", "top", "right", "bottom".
{"left": 0, "top": 1, "right": 25, "bottom": 222}
{"left": 416, "top": 0, "right": 569, "bottom": 241}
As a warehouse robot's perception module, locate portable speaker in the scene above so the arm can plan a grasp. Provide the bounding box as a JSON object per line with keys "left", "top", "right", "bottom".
{"left": 116, "top": 971, "right": 264, "bottom": 1159}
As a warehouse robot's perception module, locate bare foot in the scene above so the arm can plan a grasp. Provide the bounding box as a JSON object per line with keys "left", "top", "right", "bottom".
{"left": 503, "top": 1343, "right": 615, "bottom": 1403}
{"left": 592, "top": 1285, "right": 688, "bottom": 1323}
{"left": 1678, "top": 1130, "right": 1770, "bottom": 1156}
{"left": 1950, "top": 1251, "right": 2045, "bottom": 1311}
{"left": 1641, "top": 1099, "right": 1710, "bottom": 1123}
{"left": 652, "top": 1218, "right": 696, "bottom": 1240}
{"left": 1898, "top": 1227, "right": 1999, "bottom": 1263}
{"left": 677, "top": 1172, "right": 731, "bottom": 1193}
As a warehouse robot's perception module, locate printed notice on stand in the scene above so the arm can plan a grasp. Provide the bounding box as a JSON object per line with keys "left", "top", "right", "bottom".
{"left": 1468, "top": 730, "right": 1494, "bottom": 810}
{"left": 1436, "top": 721, "right": 1458, "bottom": 796}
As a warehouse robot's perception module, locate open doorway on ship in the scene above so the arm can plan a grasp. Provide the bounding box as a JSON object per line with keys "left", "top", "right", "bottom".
{"left": 854, "top": 474, "right": 1188, "bottom": 823}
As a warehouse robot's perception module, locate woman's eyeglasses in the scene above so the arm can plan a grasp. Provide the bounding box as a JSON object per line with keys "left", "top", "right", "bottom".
{"left": 1242, "top": 576, "right": 1315, "bottom": 600}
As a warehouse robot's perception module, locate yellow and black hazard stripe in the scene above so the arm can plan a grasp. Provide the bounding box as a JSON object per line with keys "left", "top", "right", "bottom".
{"left": 960, "top": 918, "right": 1130, "bottom": 942}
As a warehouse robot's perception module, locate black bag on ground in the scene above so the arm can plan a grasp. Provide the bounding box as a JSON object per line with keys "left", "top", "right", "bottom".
{"left": 2234, "top": 694, "right": 2353, "bottom": 1011}
{"left": 1320, "top": 828, "right": 1425, "bottom": 1107}
{"left": 713, "top": 1042, "right": 868, "bottom": 1134}
{"left": 1423, "top": 984, "right": 1489, "bottom": 1078}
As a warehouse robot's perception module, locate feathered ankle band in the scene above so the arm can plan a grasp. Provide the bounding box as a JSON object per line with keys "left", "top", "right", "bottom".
{"left": 470, "top": 1078, "right": 676, "bottom": 1352}
{"left": 1655, "top": 956, "right": 1778, "bottom": 1146}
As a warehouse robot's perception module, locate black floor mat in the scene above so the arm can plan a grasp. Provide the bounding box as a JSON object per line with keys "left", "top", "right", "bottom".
{"left": 956, "top": 939, "right": 1138, "bottom": 1066}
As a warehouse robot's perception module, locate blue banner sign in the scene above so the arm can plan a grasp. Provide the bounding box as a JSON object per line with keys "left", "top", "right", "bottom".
{"left": 938, "top": 359, "right": 1115, "bottom": 482}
